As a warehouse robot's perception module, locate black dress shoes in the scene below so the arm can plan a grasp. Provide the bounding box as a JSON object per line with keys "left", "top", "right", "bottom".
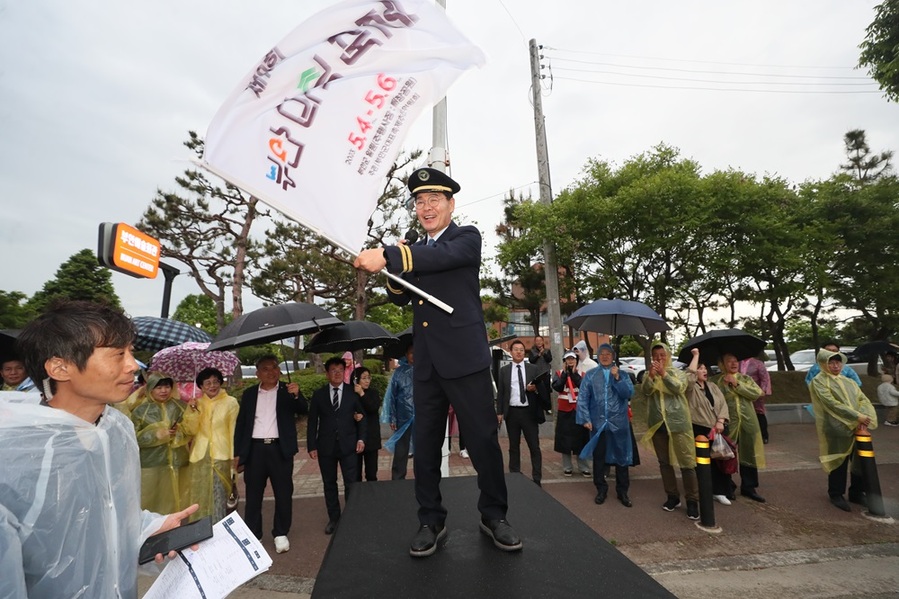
{"left": 479, "top": 518, "right": 523, "bottom": 551}
{"left": 618, "top": 494, "right": 633, "bottom": 508}
{"left": 848, "top": 492, "right": 867, "bottom": 507}
{"left": 740, "top": 489, "right": 766, "bottom": 503}
{"left": 324, "top": 520, "right": 338, "bottom": 535}
{"left": 830, "top": 495, "right": 851, "bottom": 512}
{"left": 409, "top": 524, "right": 446, "bottom": 558}
{"left": 594, "top": 491, "right": 607, "bottom": 505}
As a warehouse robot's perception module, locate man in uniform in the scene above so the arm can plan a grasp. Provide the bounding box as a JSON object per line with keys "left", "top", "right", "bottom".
{"left": 355, "top": 167, "right": 521, "bottom": 557}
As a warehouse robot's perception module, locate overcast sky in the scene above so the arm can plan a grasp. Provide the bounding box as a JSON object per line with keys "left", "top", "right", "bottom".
{"left": 1, "top": 0, "right": 895, "bottom": 321}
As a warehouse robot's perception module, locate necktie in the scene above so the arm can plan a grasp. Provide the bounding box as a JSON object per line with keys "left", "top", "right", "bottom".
{"left": 426, "top": 237, "right": 435, "bottom": 246}
{"left": 517, "top": 364, "right": 527, "bottom": 406}
{"left": 332, "top": 387, "right": 339, "bottom": 411}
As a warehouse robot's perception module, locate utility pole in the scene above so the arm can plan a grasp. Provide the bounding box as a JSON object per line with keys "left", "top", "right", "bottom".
{"left": 528, "top": 38, "right": 564, "bottom": 376}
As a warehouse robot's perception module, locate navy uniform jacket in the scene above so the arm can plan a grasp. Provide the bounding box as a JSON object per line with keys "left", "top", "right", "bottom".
{"left": 496, "top": 361, "right": 545, "bottom": 424}
{"left": 235, "top": 382, "right": 308, "bottom": 463}
{"left": 384, "top": 221, "right": 491, "bottom": 381}
{"left": 307, "top": 383, "right": 366, "bottom": 457}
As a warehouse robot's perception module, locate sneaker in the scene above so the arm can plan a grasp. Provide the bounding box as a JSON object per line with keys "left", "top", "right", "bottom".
{"left": 563, "top": 468, "right": 573, "bottom": 476}
{"left": 662, "top": 496, "right": 681, "bottom": 511}
{"left": 686, "top": 501, "right": 700, "bottom": 520}
{"left": 460, "top": 449, "right": 470, "bottom": 459}
{"left": 581, "top": 470, "right": 591, "bottom": 477}
{"left": 713, "top": 494, "right": 732, "bottom": 506}
{"left": 885, "top": 420, "right": 899, "bottom": 427}
{"left": 274, "top": 535, "right": 290, "bottom": 554}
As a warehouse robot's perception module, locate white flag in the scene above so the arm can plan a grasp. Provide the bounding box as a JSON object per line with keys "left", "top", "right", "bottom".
{"left": 202, "top": 0, "right": 485, "bottom": 253}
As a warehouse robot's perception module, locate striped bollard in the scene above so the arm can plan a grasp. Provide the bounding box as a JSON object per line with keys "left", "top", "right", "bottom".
{"left": 855, "top": 432, "right": 887, "bottom": 518}
{"left": 694, "top": 435, "right": 721, "bottom": 533}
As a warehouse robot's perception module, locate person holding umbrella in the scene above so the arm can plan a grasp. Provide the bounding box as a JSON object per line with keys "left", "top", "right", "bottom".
{"left": 685, "top": 348, "right": 732, "bottom": 505}
{"left": 641, "top": 342, "right": 699, "bottom": 519}
{"left": 711, "top": 353, "right": 767, "bottom": 503}
{"left": 130, "top": 372, "right": 198, "bottom": 514}
{"left": 577, "top": 343, "right": 635, "bottom": 507}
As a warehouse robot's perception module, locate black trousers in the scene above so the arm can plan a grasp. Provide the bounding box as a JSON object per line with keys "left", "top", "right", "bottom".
{"left": 391, "top": 425, "right": 413, "bottom": 480}
{"left": 244, "top": 440, "right": 294, "bottom": 539}
{"left": 828, "top": 454, "right": 865, "bottom": 499}
{"left": 413, "top": 368, "right": 508, "bottom": 525}
{"left": 592, "top": 429, "right": 629, "bottom": 496}
{"left": 318, "top": 442, "right": 358, "bottom": 522}
{"left": 356, "top": 449, "right": 379, "bottom": 482}
{"left": 505, "top": 407, "right": 542, "bottom": 484}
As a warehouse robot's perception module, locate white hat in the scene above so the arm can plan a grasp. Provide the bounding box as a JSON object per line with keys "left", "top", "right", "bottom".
{"left": 563, "top": 350, "right": 577, "bottom": 360}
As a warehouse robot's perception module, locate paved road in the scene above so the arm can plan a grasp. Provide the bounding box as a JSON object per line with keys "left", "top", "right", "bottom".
{"left": 140, "top": 421, "right": 899, "bottom": 598}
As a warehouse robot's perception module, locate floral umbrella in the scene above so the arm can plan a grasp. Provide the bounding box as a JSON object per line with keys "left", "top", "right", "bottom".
{"left": 149, "top": 341, "right": 240, "bottom": 384}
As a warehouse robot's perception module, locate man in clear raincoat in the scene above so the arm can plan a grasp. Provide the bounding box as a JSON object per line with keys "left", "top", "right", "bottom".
{"left": 641, "top": 342, "right": 699, "bottom": 519}
{"left": 809, "top": 348, "right": 878, "bottom": 512}
{"left": 0, "top": 301, "right": 197, "bottom": 598}
{"left": 577, "top": 344, "right": 635, "bottom": 507}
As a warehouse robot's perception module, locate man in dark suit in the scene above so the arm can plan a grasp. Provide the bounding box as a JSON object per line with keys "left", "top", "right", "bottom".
{"left": 307, "top": 356, "right": 366, "bottom": 535}
{"left": 354, "top": 167, "right": 521, "bottom": 557}
{"left": 234, "top": 355, "right": 308, "bottom": 554}
{"left": 497, "top": 339, "right": 544, "bottom": 486}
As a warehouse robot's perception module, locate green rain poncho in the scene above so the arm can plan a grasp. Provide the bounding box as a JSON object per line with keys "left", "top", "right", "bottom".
{"left": 711, "top": 367, "right": 766, "bottom": 469}
{"left": 809, "top": 348, "right": 878, "bottom": 473}
{"left": 640, "top": 343, "right": 695, "bottom": 469}
{"left": 130, "top": 373, "right": 199, "bottom": 514}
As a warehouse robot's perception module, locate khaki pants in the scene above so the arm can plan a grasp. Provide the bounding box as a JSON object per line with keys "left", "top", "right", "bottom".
{"left": 652, "top": 425, "right": 699, "bottom": 502}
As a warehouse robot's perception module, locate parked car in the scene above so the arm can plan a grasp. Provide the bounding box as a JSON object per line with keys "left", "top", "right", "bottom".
{"left": 279, "top": 360, "right": 309, "bottom": 373}
{"left": 618, "top": 357, "right": 647, "bottom": 382}
{"left": 240, "top": 365, "right": 258, "bottom": 378}
{"left": 767, "top": 347, "right": 866, "bottom": 376}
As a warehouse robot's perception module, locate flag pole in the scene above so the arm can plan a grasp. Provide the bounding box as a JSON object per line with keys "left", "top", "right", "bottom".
{"left": 192, "top": 158, "right": 454, "bottom": 314}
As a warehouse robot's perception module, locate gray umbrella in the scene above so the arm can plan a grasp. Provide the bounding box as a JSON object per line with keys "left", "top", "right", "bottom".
{"left": 132, "top": 316, "right": 212, "bottom": 352}
{"left": 306, "top": 320, "right": 398, "bottom": 354}
{"left": 564, "top": 299, "right": 669, "bottom": 336}
{"left": 208, "top": 302, "right": 342, "bottom": 351}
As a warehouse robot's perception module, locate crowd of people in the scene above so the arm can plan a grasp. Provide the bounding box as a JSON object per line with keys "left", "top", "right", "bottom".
{"left": 1, "top": 163, "right": 894, "bottom": 595}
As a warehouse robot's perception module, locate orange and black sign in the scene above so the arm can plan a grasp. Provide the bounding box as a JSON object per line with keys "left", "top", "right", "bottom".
{"left": 98, "top": 222, "right": 161, "bottom": 279}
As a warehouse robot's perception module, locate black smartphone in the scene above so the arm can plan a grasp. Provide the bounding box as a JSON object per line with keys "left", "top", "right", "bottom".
{"left": 138, "top": 516, "right": 214, "bottom": 564}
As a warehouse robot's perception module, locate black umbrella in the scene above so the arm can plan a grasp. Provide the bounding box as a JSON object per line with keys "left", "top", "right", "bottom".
{"left": 851, "top": 340, "right": 899, "bottom": 362}
{"left": 306, "top": 320, "right": 397, "bottom": 354}
{"left": 132, "top": 316, "right": 212, "bottom": 352}
{"left": 677, "top": 329, "right": 766, "bottom": 367}
{"left": 564, "top": 299, "right": 669, "bottom": 336}
{"left": 384, "top": 325, "right": 413, "bottom": 359}
{"left": 1, "top": 329, "right": 21, "bottom": 362}
{"left": 208, "top": 302, "right": 342, "bottom": 351}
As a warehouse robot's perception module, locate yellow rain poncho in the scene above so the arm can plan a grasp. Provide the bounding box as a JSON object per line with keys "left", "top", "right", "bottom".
{"left": 640, "top": 344, "right": 695, "bottom": 469}
{"left": 711, "top": 370, "right": 766, "bottom": 469}
{"left": 130, "top": 373, "right": 199, "bottom": 514}
{"left": 188, "top": 388, "right": 239, "bottom": 522}
{"left": 809, "top": 348, "right": 878, "bottom": 473}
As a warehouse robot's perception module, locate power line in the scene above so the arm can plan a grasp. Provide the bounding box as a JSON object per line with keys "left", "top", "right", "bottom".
{"left": 552, "top": 66, "right": 877, "bottom": 87}
{"left": 552, "top": 75, "right": 883, "bottom": 94}
{"left": 543, "top": 46, "right": 857, "bottom": 71}
{"left": 457, "top": 182, "right": 538, "bottom": 209}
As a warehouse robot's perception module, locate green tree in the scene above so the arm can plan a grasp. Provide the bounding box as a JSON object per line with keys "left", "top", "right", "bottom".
{"left": 0, "top": 291, "right": 35, "bottom": 328}
{"left": 858, "top": 0, "right": 899, "bottom": 102}
{"left": 172, "top": 294, "right": 221, "bottom": 335}
{"left": 486, "top": 191, "right": 553, "bottom": 336}
{"left": 138, "top": 132, "right": 263, "bottom": 330}
{"left": 839, "top": 129, "right": 893, "bottom": 184}
{"left": 27, "top": 249, "right": 120, "bottom": 313}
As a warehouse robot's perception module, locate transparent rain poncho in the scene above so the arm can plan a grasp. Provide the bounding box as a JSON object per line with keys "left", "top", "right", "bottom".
{"left": 711, "top": 372, "right": 766, "bottom": 469}
{"left": 0, "top": 399, "right": 165, "bottom": 598}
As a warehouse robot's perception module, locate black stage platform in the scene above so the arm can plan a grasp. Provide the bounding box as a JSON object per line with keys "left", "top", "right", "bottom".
{"left": 312, "top": 473, "right": 675, "bottom": 598}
